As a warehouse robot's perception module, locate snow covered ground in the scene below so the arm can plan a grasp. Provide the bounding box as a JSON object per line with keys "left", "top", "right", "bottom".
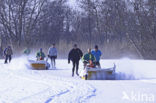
{"left": 0, "top": 57, "right": 156, "bottom": 103}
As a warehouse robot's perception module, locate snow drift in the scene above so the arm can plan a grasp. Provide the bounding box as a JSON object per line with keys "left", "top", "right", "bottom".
{"left": 1, "top": 57, "right": 156, "bottom": 80}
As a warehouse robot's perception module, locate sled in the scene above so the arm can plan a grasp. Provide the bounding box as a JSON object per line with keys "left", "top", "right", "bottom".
{"left": 80, "top": 61, "right": 116, "bottom": 80}
{"left": 28, "top": 60, "right": 50, "bottom": 70}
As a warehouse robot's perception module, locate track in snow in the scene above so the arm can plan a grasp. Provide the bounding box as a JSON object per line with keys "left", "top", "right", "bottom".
{"left": 1, "top": 58, "right": 156, "bottom": 103}
{"left": 0, "top": 60, "right": 96, "bottom": 103}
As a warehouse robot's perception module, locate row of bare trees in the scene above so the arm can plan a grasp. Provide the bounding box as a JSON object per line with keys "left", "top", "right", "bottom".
{"left": 0, "top": 0, "right": 156, "bottom": 59}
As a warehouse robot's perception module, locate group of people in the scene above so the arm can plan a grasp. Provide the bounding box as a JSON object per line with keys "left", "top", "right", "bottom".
{"left": 68, "top": 44, "right": 102, "bottom": 77}
{"left": 3, "top": 44, "right": 58, "bottom": 69}
{"left": 3, "top": 44, "right": 102, "bottom": 77}
{"left": 36, "top": 44, "right": 57, "bottom": 68}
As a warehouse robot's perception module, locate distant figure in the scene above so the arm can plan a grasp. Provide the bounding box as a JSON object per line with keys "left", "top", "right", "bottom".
{"left": 4, "top": 46, "right": 13, "bottom": 64}
{"left": 68, "top": 44, "right": 83, "bottom": 77}
{"left": 36, "top": 48, "right": 45, "bottom": 60}
{"left": 82, "top": 48, "right": 96, "bottom": 68}
{"left": 91, "top": 45, "right": 102, "bottom": 68}
{"left": 24, "top": 48, "right": 31, "bottom": 56}
{"left": 48, "top": 44, "right": 57, "bottom": 68}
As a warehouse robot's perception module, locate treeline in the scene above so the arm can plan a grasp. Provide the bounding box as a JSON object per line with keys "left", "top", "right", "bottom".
{"left": 0, "top": 0, "right": 156, "bottom": 59}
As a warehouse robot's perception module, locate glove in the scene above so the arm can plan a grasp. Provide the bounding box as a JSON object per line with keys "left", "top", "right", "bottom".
{"left": 47, "top": 55, "right": 50, "bottom": 58}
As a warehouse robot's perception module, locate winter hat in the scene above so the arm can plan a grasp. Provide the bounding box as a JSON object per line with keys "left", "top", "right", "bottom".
{"left": 74, "top": 44, "right": 77, "bottom": 47}
{"left": 95, "top": 45, "right": 98, "bottom": 49}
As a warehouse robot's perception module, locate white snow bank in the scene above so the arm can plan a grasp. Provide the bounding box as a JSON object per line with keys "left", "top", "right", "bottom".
{"left": 98, "top": 58, "right": 156, "bottom": 80}
{"left": 0, "top": 56, "right": 29, "bottom": 70}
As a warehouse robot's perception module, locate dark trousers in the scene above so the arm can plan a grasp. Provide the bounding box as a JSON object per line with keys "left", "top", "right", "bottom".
{"left": 5, "top": 55, "right": 12, "bottom": 63}
{"left": 48, "top": 56, "right": 57, "bottom": 68}
{"left": 72, "top": 60, "right": 79, "bottom": 76}
{"left": 95, "top": 61, "right": 101, "bottom": 68}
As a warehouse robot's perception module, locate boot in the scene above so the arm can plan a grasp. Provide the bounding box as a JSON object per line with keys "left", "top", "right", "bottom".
{"left": 72, "top": 72, "right": 74, "bottom": 77}
{"left": 76, "top": 71, "right": 79, "bottom": 76}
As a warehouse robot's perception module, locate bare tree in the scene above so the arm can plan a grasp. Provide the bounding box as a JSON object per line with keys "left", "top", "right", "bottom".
{"left": 0, "top": 0, "right": 46, "bottom": 47}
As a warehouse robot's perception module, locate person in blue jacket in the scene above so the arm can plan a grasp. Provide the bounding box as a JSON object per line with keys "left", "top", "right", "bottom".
{"left": 91, "top": 45, "right": 102, "bottom": 68}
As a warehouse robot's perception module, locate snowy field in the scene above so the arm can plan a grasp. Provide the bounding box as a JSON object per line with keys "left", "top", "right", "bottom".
{"left": 0, "top": 57, "right": 156, "bottom": 103}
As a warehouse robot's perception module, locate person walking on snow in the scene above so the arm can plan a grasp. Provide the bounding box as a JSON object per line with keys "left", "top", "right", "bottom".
{"left": 48, "top": 44, "right": 57, "bottom": 68}
{"left": 4, "top": 46, "right": 13, "bottom": 64}
{"left": 36, "top": 48, "right": 45, "bottom": 60}
{"left": 68, "top": 44, "right": 83, "bottom": 77}
{"left": 91, "top": 45, "right": 102, "bottom": 68}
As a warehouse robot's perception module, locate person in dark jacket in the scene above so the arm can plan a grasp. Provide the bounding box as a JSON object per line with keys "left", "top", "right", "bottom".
{"left": 68, "top": 44, "right": 83, "bottom": 77}
{"left": 4, "top": 46, "right": 13, "bottom": 64}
